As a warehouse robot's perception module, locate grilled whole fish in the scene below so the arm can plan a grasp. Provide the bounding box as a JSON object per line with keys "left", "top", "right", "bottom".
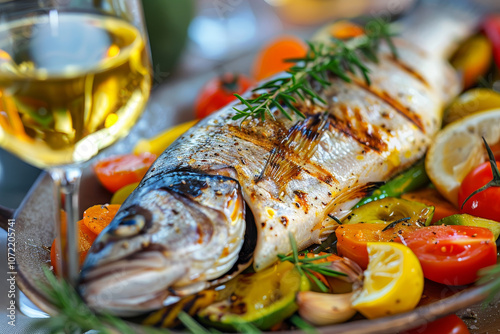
{"left": 80, "top": 12, "right": 474, "bottom": 316}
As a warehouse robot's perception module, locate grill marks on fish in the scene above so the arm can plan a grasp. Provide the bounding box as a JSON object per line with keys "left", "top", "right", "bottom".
{"left": 257, "top": 113, "right": 334, "bottom": 191}
{"left": 311, "top": 181, "right": 384, "bottom": 233}
{"left": 385, "top": 54, "right": 430, "bottom": 87}
{"left": 351, "top": 77, "right": 426, "bottom": 132}
{"left": 327, "top": 106, "right": 388, "bottom": 152}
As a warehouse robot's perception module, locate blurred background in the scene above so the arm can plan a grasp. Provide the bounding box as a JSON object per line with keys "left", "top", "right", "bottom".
{"left": 4, "top": 0, "right": 500, "bottom": 209}
{"left": 0, "top": 0, "right": 420, "bottom": 209}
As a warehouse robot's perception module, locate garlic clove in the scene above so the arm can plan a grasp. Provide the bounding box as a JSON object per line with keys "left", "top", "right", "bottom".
{"left": 296, "top": 291, "right": 357, "bottom": 326}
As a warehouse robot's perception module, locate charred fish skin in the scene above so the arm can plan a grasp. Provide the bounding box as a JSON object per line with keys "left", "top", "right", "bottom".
{"left": 141, "top": 39, "right": 461, "bottom": 271}
{"left": 80, "top": 5, "right": 479, "bottom": 314}
{"left": 80, "top": 171, "right": 246, "bottom": 316}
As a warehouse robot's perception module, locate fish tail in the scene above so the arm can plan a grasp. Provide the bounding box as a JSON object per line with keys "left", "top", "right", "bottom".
{"left": 398, "top": 0, "right": 485, "bottom": 59}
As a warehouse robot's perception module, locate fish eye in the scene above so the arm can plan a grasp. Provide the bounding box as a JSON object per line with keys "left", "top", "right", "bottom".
{"left": 112, "top": 214, "right": 146, "bottom": 237}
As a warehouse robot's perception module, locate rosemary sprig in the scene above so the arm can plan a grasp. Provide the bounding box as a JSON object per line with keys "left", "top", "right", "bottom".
{"left": 232, "top": 19, "right": 397, "bottom": 123}
{"left": 34, "top": 267, "right": 166, "bottom": 334}
{"left": 460, "top": 137, "right": 500, "bottom": 209}
{"left": 278, "top": 233, "right": 347, "bottom": 292}
{"left": 477, "top": 264, "right": 500, "bottom": 305}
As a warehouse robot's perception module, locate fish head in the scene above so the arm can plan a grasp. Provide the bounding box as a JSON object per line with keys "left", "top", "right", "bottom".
{"left": 79, "top": 171, "right": 247, "bottom": 316}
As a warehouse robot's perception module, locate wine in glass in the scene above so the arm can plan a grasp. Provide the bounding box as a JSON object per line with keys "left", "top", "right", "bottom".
{"left": 0, "top": 0, "right": 151, "bottom": 286}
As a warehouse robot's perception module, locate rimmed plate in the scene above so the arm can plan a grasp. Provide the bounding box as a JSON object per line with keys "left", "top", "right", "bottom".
{"left": 2, "top": 169, "right": 498, "bottom": 334}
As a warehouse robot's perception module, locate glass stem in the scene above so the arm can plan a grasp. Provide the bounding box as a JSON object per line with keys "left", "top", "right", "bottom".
{"left": 49, "top": 166, "right": 82, "bottom": 288}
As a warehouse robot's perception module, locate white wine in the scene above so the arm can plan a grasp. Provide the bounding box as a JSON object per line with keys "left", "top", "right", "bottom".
{"left": 0, "top": 12, "right": 151, "bottom": 167}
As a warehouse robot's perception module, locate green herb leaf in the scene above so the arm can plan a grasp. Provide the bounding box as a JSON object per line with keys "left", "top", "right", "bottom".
{"left": 34, "top": 267, "right": 168, "bottom": 334}
{"left": 279, "top": 233, "right": 347, "bottom": 291}
{"left": 233, "top": 19, "right": 398, "bottom": 123}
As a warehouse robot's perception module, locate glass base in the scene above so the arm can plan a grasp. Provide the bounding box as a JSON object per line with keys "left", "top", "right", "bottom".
{"left": 18, "top": 291, "right": 49, "bottom": 318}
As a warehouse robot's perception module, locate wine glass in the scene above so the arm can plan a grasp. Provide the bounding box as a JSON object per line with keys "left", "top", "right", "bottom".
{"left": 0, "top": 0, "right": 151, "bottom": 287}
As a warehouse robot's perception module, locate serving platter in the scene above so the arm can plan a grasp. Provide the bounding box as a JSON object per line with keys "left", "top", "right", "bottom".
{"left": 2, "top": 2, "right": 500, "bottom": 330}
{"left": 0, "top": 169, "right": 499, "bottom": 334}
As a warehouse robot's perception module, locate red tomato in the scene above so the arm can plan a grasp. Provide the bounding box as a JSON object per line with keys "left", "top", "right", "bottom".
{"left": 335, "top": 222, "right": 420, "bottom": 269}
{"left": 94, "top": 153, "right": 156, "bottom": 193}
{"left": 458, "top": 160, "right": 500, "bottom": 222}
{"left": 194, "top": 73, "right": 253, "bottom": 119}
{"left": 404, "top": 225, "right": 497, "bottom": 285}
{"left": 401, "top": 314, "right": 470, "bottom": 334}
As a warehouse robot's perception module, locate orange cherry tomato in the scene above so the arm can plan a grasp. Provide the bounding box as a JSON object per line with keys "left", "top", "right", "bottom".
{"left": 50, "top": 217, "right": 97, "bottom": 275}
{"left": 252, "top": 35, "right": 307, "bottom": 81}
{"left": 83, "top": 204, "right": 121, "bottom": 234}
{"left": 94, "top": 153, "right": 156, "bottom": 193}
{"left": 401, "top": 314, "right": 470, "bottom": 334}
{"left": 330, "top": 21, "right": 364, "bottom": 39}
{"left": 335, "top": 222, "right": 420, "bottom": 269}
{"left": 194, "top": 73, "right": 253, "bottom": 119}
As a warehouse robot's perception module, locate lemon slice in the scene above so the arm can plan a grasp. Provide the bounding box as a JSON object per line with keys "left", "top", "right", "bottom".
{"left": 426, "top": 109, "right": 500, "bottom": 206}
{"left": 444, "top": 88, "right": 500, "bottom": 125}
{"left": 352, "top": 242, "right": 423, "bottom": 319}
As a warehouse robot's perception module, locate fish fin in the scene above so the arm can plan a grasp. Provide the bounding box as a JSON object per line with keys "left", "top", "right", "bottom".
{"left": 312, "top": 182, "right": 383, "bottom": 239}
{"left": 323, "top": 182, "right": 383, "bottom": 219}
{"left": 258, "top": 113, "right": 330, "bottom": 191}
{"left": 399, "top": 0, "right": 485, "bottom": 59}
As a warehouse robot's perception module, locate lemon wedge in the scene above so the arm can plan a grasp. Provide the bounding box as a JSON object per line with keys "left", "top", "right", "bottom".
{"left": 445, "top": 88, "right": 500, "bottom": 125}
{"left": 352, "top": 242, "right": 423, "bottom": 319}
{"left": 426, "top": 109, "right": 500, "bottom": 206}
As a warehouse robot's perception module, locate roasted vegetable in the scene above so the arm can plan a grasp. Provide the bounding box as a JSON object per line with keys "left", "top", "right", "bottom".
{"left": 354, "top": 160, "right": 429, "bottom": 208}
{"left": 450, "top": 34, "right": 492, "bottom": 89}
{"left": 344, "top": 197, "right": 434, "bottom": 227}
{"left": 133, "top": 120, "right": 198, "bottom": 156}
{"left": 438, "top": 214, "right": 500, "bottom": 240}
{"left": 197, "top": 262, "right": 308, "bottom": 330}
{"left": 401, "top": 187, "right": 460, "bottom": 224}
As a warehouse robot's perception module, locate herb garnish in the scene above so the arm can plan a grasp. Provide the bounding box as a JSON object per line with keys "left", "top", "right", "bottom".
{"left": 460, "top": 137, "right": 500, "bottom": 209}
{"left": 34, "top": 267, "right": 165, "bottom": 334}
{"left": 477, "top": 264, "right": 500, "bottom": 305}
{"left": 232, "top": 19, "right": 397, "bottom": 123}
{"left": 278, "top": 233, "right": 347, "bottom": 292}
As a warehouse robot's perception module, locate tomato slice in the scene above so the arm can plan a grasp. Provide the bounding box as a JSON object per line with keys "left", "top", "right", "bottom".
{"left": 402, "top": 314, "right": 470, "bottom": 334}
{"left": 458, "top": 160, "right": 500, "bottom": 222}
{"left": 194, "top": 73, "right": 253, "bottom": 119}
{"left": 335, "top": 222, "right": 420, "bottom": 269}
{"left": 404, "top": 225, "right": 497, "bottom": 285}
{"left": 94, "top": 153, "right": 156, "bottom": 193}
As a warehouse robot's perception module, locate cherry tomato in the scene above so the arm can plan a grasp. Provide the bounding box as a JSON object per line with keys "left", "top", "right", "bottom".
{"left": 458, "top": 160, "right": 500, "bottom": 222}
{"left": 335, "top": 222, "right": 420, "bottom": 269}
{"left": 482, "top": 15, "right": 500, "bottom": 69}
{"left": 194, "top": 73, "right": 253, "bottom": 119}
{"left": 404, "top": 225, "right": 497, "bottom": 285}
{"left": 94, "top": 152, "right": 156, "bottom": 193}
{"left": 252, "top": 36, "right": 307, "bottom": 81}
{"left": 401, "top": 314, "right": 470, "bottom": 334}
{"left": 50, "top": 216, "right": 97, "bottom": 275}
{"left": 83, "top": 204, "right": 121, "bottom": 234}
